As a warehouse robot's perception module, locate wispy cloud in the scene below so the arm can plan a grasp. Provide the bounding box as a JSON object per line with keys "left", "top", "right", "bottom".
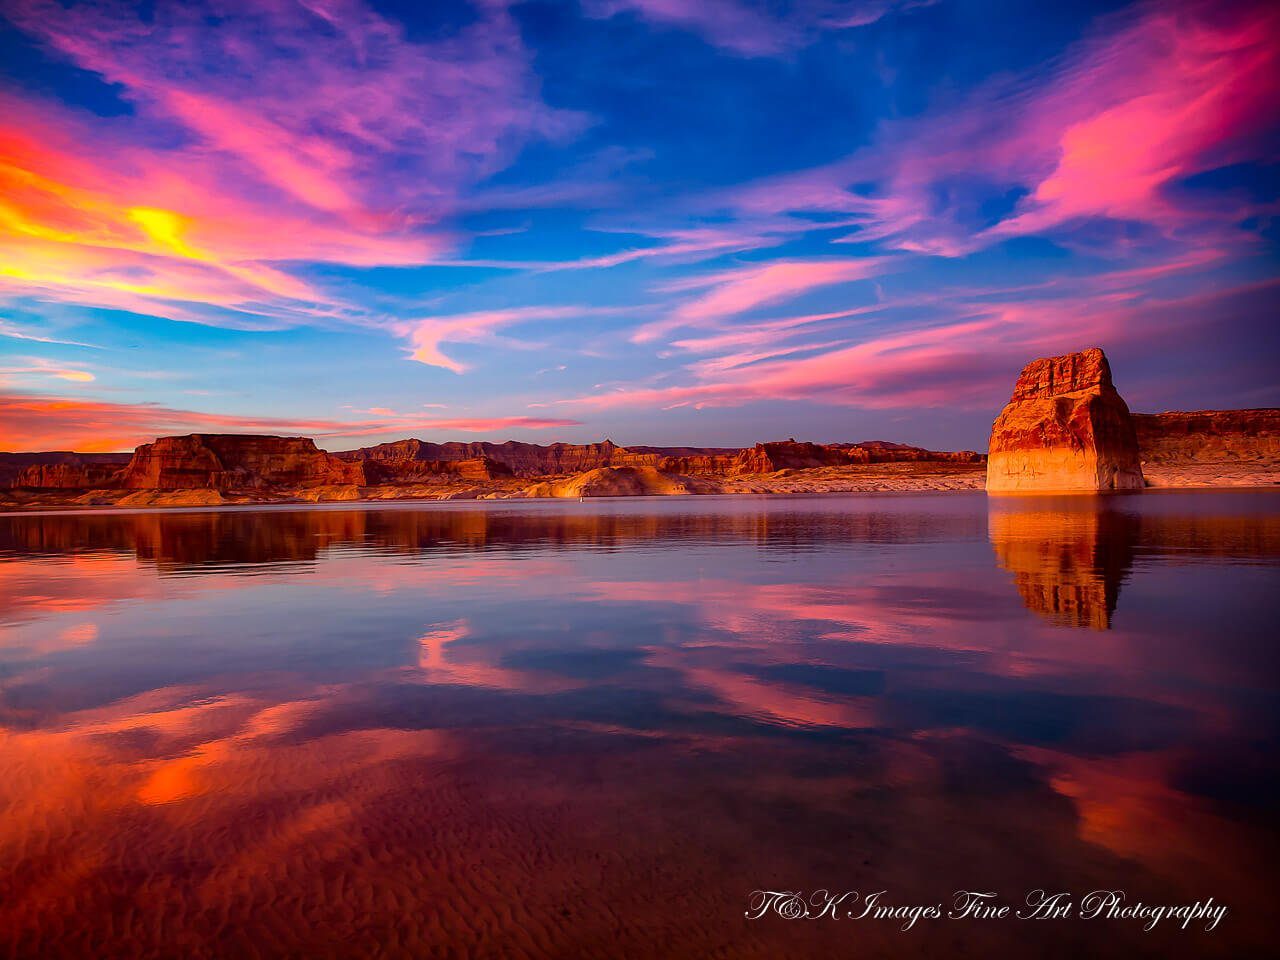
{"left": 396, "top": 306, "right": 628, "bottom": 373}
{"left": 0, "top": 357, "right": 97, "bottom": 384}
{"left": 581, "top": 0, "right": 936, "bottom": 57}
{"left": 633, "top": 257, "right": 889, "bottom": 342}
{"left": 0, "top": 318, "right": 104, "bottom": 349}
{"left": 562, "top": 276, "right": 1279, "bottom": 414}
{"left": 704, "top": 0, "right": 1279, "bottom": 257}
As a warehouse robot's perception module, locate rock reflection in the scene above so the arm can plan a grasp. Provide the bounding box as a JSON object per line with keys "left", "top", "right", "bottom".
{"left": 989, "top": 504, "right": 1139, "bottom": 629}
{"left": 989, "top": 498, "right": 1280, "bottom": 629}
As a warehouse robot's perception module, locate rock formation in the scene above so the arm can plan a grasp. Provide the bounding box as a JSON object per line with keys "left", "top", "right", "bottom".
{"left": 335, "top": 437, "right": 978, "bottom": 479}
{"left": 659, "top": 440, "right": 982, "bottom": 477}
{"left": 0, "top": 451, "right": 130, "bottom": 488}
{"left": 1133, "top": 409, "right": 1280, "bottom": 464}
{"left": 987, "top": 348, "right": 1145, "bottom": 493}
{"left": 13, "top": 462, "right": 127, "bottom": 488}
{"left": 361, "top": 456, "right": 512, "bottom": 484}
{"left": 336, "top": 439, "right": 736, "bottom": 477}
{"left": 121, "top": 435, "right": 364, "bottom": 490}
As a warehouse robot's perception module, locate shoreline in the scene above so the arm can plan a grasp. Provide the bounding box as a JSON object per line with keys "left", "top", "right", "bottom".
{"left": 3, "top": 463, "right": 1276, "bottom": 516}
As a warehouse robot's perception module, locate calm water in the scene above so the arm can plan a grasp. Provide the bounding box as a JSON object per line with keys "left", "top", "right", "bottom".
{"left": 1, "top": 491, "right": 1276, "bottom": 959}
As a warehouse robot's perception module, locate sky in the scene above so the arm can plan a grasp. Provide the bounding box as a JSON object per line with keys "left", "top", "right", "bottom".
{"left": 0, "top": 0, "right": 1277, "bottom": 453}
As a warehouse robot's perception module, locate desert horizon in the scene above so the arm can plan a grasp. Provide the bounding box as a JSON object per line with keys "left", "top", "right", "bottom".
{"left": 4, "top": 346, "right": 1278, "bottom": 510}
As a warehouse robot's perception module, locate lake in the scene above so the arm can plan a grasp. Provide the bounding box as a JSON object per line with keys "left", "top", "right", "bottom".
{"left": 1, "top": 491, "right": 1276, "bottom": 958}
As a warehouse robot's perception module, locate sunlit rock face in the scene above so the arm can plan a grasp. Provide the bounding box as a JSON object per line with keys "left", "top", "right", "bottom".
{"left": 987, "top": 348, "right": 1145, "bottom": 493}
{"left": 122, "top": 434, "right": 365, "bottom": 490}
{"left": 1133, "top": 409, "right": 1280, "bottom": 464}
{"left": 989, "top": 506, "right": 1139, "bottom": 630}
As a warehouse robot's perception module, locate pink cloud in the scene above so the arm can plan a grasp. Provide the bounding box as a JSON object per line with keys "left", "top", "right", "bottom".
{"left": 561, "top": 273, "right": 1277, "bottom": 416}
{"left": 632, "top": 258, "right": 889, "bottom": 341}
{"left": 396, "top": 306, "right": 627, "bottom": 374}
{"left": 983, "top": 1, "right": 1280, "bottom": 242}
{"left": 704, "top": 0, "right": 1279, "bottom": 256}
{"left": 10, "top": 0, "right": 578, "bottom": 216}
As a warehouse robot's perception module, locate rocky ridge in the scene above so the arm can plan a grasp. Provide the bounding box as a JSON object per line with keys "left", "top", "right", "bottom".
{"left": 0, "top": 451, "right": 131, "bottom": 488}
{"left": 5, "top": 377, "right": 1278, "bottom": 509}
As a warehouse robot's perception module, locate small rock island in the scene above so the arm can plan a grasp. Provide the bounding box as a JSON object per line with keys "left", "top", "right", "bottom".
{"left": 985, "top": 347, "right": 1279, "bottom": 493}
{"left": 987, "top": 347, "right": 1145, "bottom": 493}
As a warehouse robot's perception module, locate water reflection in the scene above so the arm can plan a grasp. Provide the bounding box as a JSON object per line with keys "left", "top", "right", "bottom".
{"left": 988, "top": 496, "right": 1280, "bottom": 630}
{"left": 0, "top": 493, "right": 1276, "bottom": 958}
{"left": 0, "top": 503, "right": 985, "bottom": 570}
{"left": 989, "top": 504, "right": 1139, "bottom": 629}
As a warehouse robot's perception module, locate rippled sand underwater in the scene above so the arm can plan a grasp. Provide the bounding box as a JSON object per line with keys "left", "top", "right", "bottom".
{"left": 1, "top": 492, "right": 1276, "bottom": 958}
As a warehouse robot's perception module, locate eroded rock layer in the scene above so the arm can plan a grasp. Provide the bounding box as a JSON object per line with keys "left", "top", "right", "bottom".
{"left": 13, "top": 462, "right": 127, "bottom": 489}
{"left": 338, "top": 437, "right": 979, "bottom": 478}
{"left": 121, "top": 435, "right": 364, "bottom": 490}
{"left": 987, "top": 348, "right": 1145, "bottom": 493}
{"left": 0, "top": 452, "right": 130, "bottom": 488}
{"left": 337, "top": 439, "right": 730, "bottom": 476}
{"left": 362, "top": 456, "right": 512, "bottom": 484}
{"left": 1133, "top": 409, "right": 1280, "bottom": 464}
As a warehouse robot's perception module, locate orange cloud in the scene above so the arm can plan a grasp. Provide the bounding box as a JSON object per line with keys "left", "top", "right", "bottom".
{"left": 0, "top": 358, "right": 96, "bottom": 384}
{"left": 0, "top": 0, "right": 577, "bottom": 332}
{"left": 0, "top": 390, "right": 581, "bottom": 452}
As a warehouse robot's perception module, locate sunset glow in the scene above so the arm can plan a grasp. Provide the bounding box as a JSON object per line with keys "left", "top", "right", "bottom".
{"left": 1, "top": 0, "right": 1276, "bottom": 452}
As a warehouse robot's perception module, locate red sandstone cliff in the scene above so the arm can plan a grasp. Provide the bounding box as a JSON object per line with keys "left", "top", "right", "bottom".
{"left": 659, "top": 440, "right": 983, "bottom": 477}
{"left": 362, "top": 456, "right": 513, "bottom": 484}
{"left": 1133, "top": 409, "right": 1280, "bottom": 464}
{"left": 1, "top": 435, "right": 982, "bottom": 500}
{"left": 0, "top": 452, "right": 131, "bottom": 488}
{"left": 121, "top": 435, "right": 364, "bottom": 490}
{"left": 987, "top": 348, "right": 1145, "bottom": 493}
{"left": 335, "top": 439, "right": 736, "bottom": 476}
{"left": 13, "top": 462, "right": 127, "bottom": 489}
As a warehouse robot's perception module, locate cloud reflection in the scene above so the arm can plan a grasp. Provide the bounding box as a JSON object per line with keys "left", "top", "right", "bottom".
{"left": 0, "top": 495, "right": 1276, "bottom": 955}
